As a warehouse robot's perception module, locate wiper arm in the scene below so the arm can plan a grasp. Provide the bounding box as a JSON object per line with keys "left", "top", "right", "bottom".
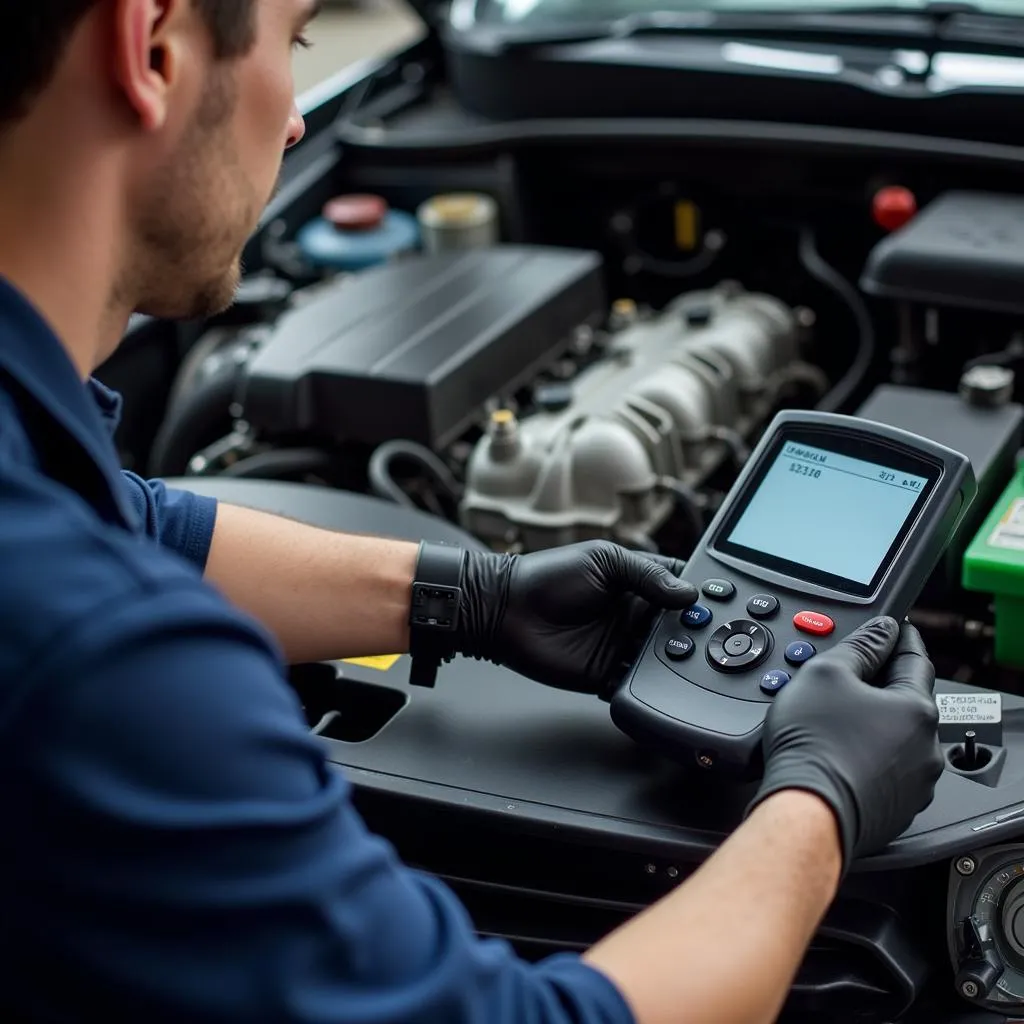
{"left": 484, "top": 4, "right": 1021, "bottom": 55}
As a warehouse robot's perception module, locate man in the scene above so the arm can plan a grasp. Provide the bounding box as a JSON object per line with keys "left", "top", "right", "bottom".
{"left": 0, "top": 2, "right": 945, "bottom": 1021}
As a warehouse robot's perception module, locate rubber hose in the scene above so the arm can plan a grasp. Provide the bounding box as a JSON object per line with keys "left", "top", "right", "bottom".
{"left": 707, "top": 425, "right": 750, "bottom": 468}
{"left": 368, "top": 440, "right": 463, "bottom": 510}
{"left": 148, "top": 361, "right": 243, "bottom": 477}
{"left": 660, "top": 478, "right": 706, "bottom": 548}
{"left": 218, "top": 448, "right": 333, "bottom": 480}
{"left": 798, "top": 226, "right": 876, "bottom": 413}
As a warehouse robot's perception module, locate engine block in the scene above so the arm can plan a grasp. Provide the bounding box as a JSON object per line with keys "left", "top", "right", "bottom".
{"left": 459, "top": 283, "right": 812, "bottom": 551}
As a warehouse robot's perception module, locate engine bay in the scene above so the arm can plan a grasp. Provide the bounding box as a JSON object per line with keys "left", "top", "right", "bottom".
{"left": 97, "top": 22, "right": 1024, "bottom": 1020}
{"left": 138, "top": 179, "right": 1024, "bottom": 690}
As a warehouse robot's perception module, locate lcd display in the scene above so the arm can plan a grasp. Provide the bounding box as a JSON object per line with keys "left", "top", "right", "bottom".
{"left": 722, "top": 440, "right": 930, "bottom": 587}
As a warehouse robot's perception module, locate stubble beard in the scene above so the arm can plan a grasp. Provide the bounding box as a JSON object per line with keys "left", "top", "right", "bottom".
{"left": 120, "top": 65, "right": 259, "bottom": 322}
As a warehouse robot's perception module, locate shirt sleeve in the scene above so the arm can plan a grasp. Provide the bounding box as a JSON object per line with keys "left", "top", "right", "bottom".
{"left": 120, "top": 470, "right": 218, "bottom": 571}
{"left": 5, "top": 583, "right": 635, "bottom": 1024}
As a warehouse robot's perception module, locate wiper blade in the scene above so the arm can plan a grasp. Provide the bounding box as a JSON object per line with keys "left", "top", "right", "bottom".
{"left": 483, "top": 4, "right": 1020, "bottom": 55}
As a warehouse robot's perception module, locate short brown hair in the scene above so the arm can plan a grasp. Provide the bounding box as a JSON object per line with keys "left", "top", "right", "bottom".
{"left": 0, "top": 0, "right": 257, "bottom": 128}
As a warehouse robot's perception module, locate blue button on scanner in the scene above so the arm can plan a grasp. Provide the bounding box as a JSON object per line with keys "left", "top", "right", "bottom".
{"left": 681, "top": 604, "right": 712, "bottom": 629}
{"left": 784, "top": 641, "right": 816, "bottom": 666}
{"left": 760, "top": 669, "right": 791, "bottom": 694}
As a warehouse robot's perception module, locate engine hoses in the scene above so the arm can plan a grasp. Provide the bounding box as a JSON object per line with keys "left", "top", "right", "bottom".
{"left": 368, "top": 440, "right": 463, "bottom": 510}
{"left": 797, "top": 225, "right": 876, "bottom": 413}
{"left": 658, "top": 477, "right": 706, "bottom": 550}
{"left": 706, "top": 425, "right": 750, "bottom": 468}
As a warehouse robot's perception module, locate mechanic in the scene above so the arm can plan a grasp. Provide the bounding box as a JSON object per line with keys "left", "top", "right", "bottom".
{"left": 0, "top": 2, "right": 945, "bottom": 1022}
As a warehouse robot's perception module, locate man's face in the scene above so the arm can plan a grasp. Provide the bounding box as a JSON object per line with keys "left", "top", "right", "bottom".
{"left": 126, "top": 0, "right": 310, "bottom": 321}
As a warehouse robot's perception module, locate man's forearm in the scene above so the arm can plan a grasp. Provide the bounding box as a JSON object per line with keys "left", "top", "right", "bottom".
{"left": 204, "top": 503, "right": 418, "bottom": 664}
{"left": 584, "top": 789, "right": 843, "bottom": 1024}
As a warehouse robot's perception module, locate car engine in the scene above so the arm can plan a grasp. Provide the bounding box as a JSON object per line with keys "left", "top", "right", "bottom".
{"left": 150, "top": 227, "right": 831, "bottom": 561}
{"left": 459, "top": 283, "right": 814, "bottom": 551}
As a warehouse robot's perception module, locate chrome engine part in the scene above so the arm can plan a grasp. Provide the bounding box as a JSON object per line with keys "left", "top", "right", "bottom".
{"left": 459, "top": 283, "right": 816, "bottom": 551}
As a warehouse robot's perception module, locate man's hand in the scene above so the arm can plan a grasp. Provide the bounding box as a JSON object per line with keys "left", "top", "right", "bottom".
{"left": 748, "top": 616, "right": 944, "bottom": 869}
{"left": 456, "top": 541, "right": 698, "bottom": 696}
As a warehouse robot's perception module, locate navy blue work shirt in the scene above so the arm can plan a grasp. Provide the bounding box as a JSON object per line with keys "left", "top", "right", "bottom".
{"left": 0, "top": 276, "right": 633, "bottom": 1023}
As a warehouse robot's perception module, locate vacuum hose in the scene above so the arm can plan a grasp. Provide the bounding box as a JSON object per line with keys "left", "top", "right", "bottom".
{"left": 149, "top": 346, "right": 247, "bottom": 477}
{"left": 797, "top": 226, "right": 876, "bottom": 414}
{"left": 368, "top": 440, "right": 463, "bottom": 510}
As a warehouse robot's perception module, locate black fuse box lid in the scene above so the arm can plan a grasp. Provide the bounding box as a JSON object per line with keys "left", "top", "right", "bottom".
{"left": 861, "top": 190, "right": 1024, "bottom": 315}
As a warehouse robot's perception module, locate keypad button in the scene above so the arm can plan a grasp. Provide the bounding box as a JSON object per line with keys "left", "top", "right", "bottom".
{"left": 724, "top": 634, "right": 753, "bottom": 657}
{"left": 664, "top": 636, "right": 695, "bottom": 661}
{"left": 681, "top": 604, "right": 713, "bottom": 629}
{"left": 701, "top": 579, "right": 736, "bottom": 601}
{"left": 793, "top": 611, "right": 835, "bottom": 636}
{"left": 760, "top": 670, "right": 791, "bottom": 694}
{"left": 747, "top": 594, "right": 779, "bottom": 619}
{"left": 785, "top": 641, "right": 817, "bottom": 666}
{"left": 706, "top": 619, "right": 772, "bottom": 673}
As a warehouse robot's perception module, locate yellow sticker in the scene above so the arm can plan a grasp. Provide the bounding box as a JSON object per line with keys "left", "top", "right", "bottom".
{"left": 342, "top": 654, "right": 402, "bottom": 671}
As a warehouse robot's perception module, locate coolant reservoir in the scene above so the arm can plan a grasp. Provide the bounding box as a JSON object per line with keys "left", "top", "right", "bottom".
{"left": 296, "top": 193, "right": 420, "bottom": 271}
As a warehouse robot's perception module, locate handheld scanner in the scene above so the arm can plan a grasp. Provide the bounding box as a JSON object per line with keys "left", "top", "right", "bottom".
{"left": 611, "top": 409, "right": 977, "bottom": 776}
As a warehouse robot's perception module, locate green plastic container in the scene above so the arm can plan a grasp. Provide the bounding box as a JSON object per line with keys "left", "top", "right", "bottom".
{"left": 963, "top": 470, "right": 1024, "bottom": 667}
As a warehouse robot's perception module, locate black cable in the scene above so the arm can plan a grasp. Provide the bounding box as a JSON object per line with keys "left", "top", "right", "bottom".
{"left": 797, "top": 226, "right": 876, "bottom": 414}
{"left": 706, "top": 425, "right": 750, "bottom": 468}
{"left": 659, "top": 478, "right": 706, "bottom": 548}
{"left": 218, "top": 448, "right": 333, "bottom": 480}
{"left": 368, "top": 440, "right": 463, "bottom": 510}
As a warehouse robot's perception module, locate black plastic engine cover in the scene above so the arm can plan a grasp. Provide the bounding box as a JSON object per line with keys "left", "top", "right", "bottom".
{"left": 241, "top": 245, "right": 605, "bottom": 449}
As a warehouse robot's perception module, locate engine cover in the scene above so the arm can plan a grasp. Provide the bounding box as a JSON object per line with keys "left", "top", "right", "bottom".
{"left": 459, "top": 284, "right": 806, "bottom": 550}
{"left": 240, "top": 245, "right": 605, "bottom": 451}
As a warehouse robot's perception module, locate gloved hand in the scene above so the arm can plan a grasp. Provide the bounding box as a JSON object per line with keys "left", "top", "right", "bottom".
{"left": 747, "top": 617, "right": 943, "bottom": 871}
{"left": 456, "top": 541, "right": 698, "bottom": 696}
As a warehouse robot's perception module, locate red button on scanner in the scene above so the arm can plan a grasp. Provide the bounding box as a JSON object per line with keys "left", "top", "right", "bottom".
{"left": 793, "top": 611, "right": 835, "bottom": 636}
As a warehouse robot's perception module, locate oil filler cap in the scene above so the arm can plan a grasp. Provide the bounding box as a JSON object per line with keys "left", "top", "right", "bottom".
{"left": 960, "top": 364, "right": 1015, "bottom": 408}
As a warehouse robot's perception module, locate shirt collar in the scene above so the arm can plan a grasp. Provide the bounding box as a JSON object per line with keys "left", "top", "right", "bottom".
{"left": 88, "top": 377, "right": 125, "bottom": 435}
{"left": 0, "top": 276, "right": 137, "bottom": 528}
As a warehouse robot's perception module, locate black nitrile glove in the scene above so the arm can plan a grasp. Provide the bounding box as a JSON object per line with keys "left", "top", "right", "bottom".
{"left": 456, "top": 541, "right": 698, "bottom": 697}
{"left": 747, "top": 617, "right": 943, "bottom": 871}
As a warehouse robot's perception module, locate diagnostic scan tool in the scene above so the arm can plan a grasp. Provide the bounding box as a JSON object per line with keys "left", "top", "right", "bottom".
{"left": 611, "top": 410, "right": 976, "bottom": 775}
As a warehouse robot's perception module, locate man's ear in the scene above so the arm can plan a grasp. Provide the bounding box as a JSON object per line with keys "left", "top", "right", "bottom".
{"left": 111, "top": 0, "right": 195, "bottom": 132}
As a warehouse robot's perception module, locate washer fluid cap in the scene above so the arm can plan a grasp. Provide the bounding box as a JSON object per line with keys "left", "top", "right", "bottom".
{"left": 324, "top": 194, "right": 389, "bottom": 232}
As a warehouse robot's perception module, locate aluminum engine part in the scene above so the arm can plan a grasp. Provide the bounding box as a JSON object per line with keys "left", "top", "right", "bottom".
{"left": 459, "top": 283, "right": 809, "bottom": 551}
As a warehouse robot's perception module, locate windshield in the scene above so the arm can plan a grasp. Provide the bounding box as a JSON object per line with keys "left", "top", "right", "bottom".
{"left": 474, "top": 0, "right": 1024, "bottom": 25}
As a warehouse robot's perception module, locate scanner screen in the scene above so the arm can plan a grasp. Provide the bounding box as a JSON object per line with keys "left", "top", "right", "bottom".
{"left": 724, "top": 441, "right": 930, "bottom": 587}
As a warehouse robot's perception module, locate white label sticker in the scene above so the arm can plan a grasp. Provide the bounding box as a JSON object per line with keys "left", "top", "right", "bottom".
{"left": 935, "top": 692, "right": 1002, "bottom": 724}
{"left": 989, "top": 498, "right": 1024, "bottom": 550}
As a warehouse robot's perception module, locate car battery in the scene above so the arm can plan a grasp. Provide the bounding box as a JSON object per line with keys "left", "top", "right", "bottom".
{"left": 963, "top": 470, "right": 1024, "bottom": 668}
